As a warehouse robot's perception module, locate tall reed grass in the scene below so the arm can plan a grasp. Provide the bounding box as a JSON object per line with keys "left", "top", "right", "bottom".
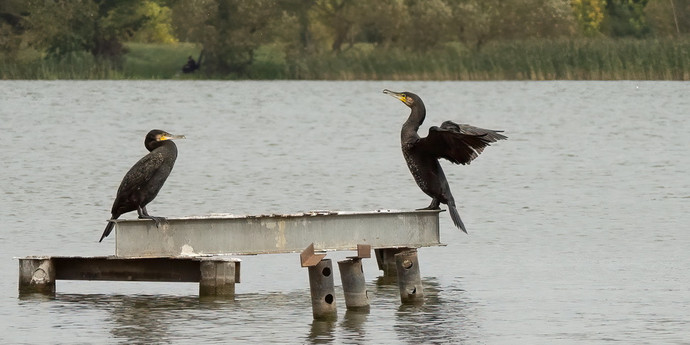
{"left": 287, "top": 38, "right": 689, "bottom": 80}
{"left": 0, "top": 42, "right": 200, "bottom": 80}
{"left": 1, "top": 38, "right": 687, "bottom": 80}
{"left": 1, "top": 52, "right": 124, "bottom": 79}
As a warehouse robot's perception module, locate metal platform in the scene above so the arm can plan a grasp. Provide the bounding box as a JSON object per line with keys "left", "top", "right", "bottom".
{"left": 114, "top": 209, "right": 441, "bottom": 257}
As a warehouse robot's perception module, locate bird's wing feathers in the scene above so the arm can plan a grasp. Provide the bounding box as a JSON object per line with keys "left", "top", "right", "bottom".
{"left": 116, "top": 152, "right": 166, "bottom": 196}
{"left": 441, "top": 121, "right": 508, "bottom": 142}
{"left": 416, "top": 121, "right": 505, "bottom": 165}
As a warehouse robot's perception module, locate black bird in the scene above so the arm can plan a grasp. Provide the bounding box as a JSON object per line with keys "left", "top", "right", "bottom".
{"left": 383, "top": 89, "right": 506, "bottom": 233}
{"left": 99, "top": 129, "right": 185, "bottom": 242}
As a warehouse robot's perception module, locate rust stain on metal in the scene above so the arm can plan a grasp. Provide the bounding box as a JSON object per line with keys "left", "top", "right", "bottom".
{"left": 300, "top": 243, "right": 326, "bottom": 267}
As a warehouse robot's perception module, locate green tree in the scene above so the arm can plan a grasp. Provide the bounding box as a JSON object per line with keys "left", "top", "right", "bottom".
{"left": 0, "top": 0, "right": 29, "bottom": 61}
{"left": 645, "top": 0, "right": 690, "bottom": 36}
{"left": 172, "top": 0, "right": 281, "bottom": 76}
{"left": 20, "top": 0, "right": 176, "bottom": 62}
{"left": 602, "top": 0, "right": 651, "bottom": 37}
{"left": 355, "top": 1, "right": 407, "bottom": 47}
{"left": 26, "top": 0, "right": 99, "bottom": 58}
{"left": 451, "top": 0, "right": 577, "bottom": 49}
{"left": 571, "top": 0, "right": 606, "bottom": 36}
{"left": 128, "top": 1, "right": 177, "bottom": 44}
{"left": 401, "top": 0, "right": 453, "bottom": 51}
{"left": 311, "top": 0, "right": 359, "bottom": 52}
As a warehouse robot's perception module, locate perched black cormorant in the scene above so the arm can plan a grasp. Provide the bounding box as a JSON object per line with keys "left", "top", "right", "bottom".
{"left": 99, "top": 129, "right": 185, "bottom": 242}
{"left": 383, "top": 89, "right": 506, "bottom": 233}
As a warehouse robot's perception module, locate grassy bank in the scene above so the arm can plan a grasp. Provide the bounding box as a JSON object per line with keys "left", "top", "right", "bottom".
{"left": 1, "top": 38, "right": 688, "bottom": 80}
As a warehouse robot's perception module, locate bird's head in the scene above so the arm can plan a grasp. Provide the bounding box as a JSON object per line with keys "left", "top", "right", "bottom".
{"left": 383, "top": 89, "right": 420, "bottom": 108}
{"left": 145, "top": 129, "right": 186, "bottom": 151}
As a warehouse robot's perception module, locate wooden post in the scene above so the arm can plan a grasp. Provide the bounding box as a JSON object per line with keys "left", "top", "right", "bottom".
{"left": 375, "top": 248, "right": 407, "bottom": 277}
{"left": 18, "top": 258, "right": 55, "bottom": 295}
{"left": 199, "top": 259, "right": 238, "bottom": 297}
{"left": 395, "top": 248, "right": 424, "bottom": 304}
{"left": 337, "top": 258, "right": 369, "bottom": 310}
{"left": 308, "top": 259, "right": 337, "bottom": 320}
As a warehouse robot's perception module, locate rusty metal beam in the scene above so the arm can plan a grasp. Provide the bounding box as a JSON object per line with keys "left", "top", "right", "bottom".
{"left": 113, "top": 209, "right": 441, "bottom": 257}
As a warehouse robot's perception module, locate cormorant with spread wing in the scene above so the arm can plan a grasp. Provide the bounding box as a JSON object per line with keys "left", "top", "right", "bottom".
{"left": 99, "top": 129, "right": 185, "bottom": 242}
{"left": 383, "top": 89, "right": 506, "bottom": 233}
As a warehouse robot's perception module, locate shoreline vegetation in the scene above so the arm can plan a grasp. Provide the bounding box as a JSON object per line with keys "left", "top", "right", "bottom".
{"left": 2, "top": 38, "right": 688, "bottom": 81}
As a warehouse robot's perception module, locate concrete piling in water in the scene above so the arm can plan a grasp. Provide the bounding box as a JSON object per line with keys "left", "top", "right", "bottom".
{"left": 18, "top": 258, "right": 55, "bottom": 295}
{"left": 338, "top": 244, "right": 371, "bottom": 310}
{"left": 308, "top": 258, "right": 337, "bottom": 320}
{"left": 199, "top": 258, "right": 239, "bottom": 297}
{"left": 395, "top": 248, "right": 424, "bottom": 304}
{"left": 338, "top": 258, "right": 369, "bottom": 310}
{"left": 375, "top": 248, "right": 407, "bottom": 277}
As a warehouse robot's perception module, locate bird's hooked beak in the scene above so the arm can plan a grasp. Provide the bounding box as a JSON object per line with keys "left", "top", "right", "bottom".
{"left": 383, "top": 89, "right": 409, "bottom": 105}
{"left": 160, "top": 133, "right": 186, "bottom": 141}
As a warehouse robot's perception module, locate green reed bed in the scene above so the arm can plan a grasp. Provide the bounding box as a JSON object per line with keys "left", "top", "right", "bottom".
{"left": 289, "top": 37, "right": 689, "bottom": 80}
{"left": 1, "top": 53, "right": 124, "bottom": 79}
{"left": 2, "top": 38, "right": 687, "bottom": 80}
{"left": 1, "top": 42, "right": 200, "bottom": 80}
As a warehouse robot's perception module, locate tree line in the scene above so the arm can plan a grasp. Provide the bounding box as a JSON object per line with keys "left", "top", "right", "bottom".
{"left": 1, "top": 0, "right": 688, "bottom": 77}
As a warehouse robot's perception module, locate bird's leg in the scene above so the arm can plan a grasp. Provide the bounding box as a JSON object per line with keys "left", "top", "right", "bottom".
{"left": 137, "top": 205, "right": 166, "bottom": 228}
{"left": 417, "top": 198, "right": 441, "bottom": 210}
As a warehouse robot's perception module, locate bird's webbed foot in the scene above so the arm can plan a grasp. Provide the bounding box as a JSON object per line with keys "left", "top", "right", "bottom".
{"left": 138, "top": 214, "right": 167, "bottom": 228}
{"left": 417, "top": 199, "right": 441, "bottom": 210}
{"left": 137, "top": 206, "right": 167, "bottom": 228}
{"left": 151, "top": 216, "right": 166, "bottom": 228}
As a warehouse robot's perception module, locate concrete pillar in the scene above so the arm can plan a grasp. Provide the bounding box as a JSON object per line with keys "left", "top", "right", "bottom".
{"left": 395, "top": 248, "right": 424, "bottom": 304}
{"left": 199, "top": 259, "right": 237, "bottom": 297}
{"left": 337, "top": 258, "right": 369, "bottom": 310}
{"left": 374, "top": 248, "right": 407, "bottom": 277}
{"left": 308, "top": 259, "right": 337, "bottom": 320}
{"left": 18, "top": 258, "right": 55, "bottom": 295}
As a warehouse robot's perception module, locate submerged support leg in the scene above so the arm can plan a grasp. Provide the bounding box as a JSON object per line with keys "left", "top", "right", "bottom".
{"left": 395, "top": 248, "right": 424, "bottom": 304}
{"left": 337, "top": 258, "right": 369, "bottom": 310}
{"left": 308, "top": 259, "right": 337, "bottom": 320}
{"left": 18, "top": 258, "right": 56, "bottom": 295}
{"left": 199, "top": 258, "right": 239, "bottom": 297}
{"left": 375, "top": 248, "right": 407, "bottom": 277}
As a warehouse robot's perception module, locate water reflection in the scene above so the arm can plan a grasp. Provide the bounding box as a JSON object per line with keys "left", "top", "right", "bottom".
{"left": 307, "top": 319, "right": 336, "bottom": 344}
{"left": 54, "top": 294, "right": 202, "bottom": 344}
{"left": 394, "top": 278, "right": 476, "bottom": 345}
{"left": 374, "top": 275, "right": 398, "bottom": 286}
{"left": 17, "top": 293, "right": 57, "bottom": 302}
{"left": 341, "top": 308, "right": 369, "bottom": 340}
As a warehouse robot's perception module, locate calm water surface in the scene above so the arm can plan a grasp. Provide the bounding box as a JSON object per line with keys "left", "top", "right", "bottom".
{"left": 1, "top": 81, "right": 688, "bottom": 344}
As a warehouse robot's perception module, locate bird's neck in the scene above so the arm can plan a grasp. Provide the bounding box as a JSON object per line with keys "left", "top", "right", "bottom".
{"left": 402, "top": 103, "right": 426, "bottom": 135}
{"left": 146, "top": 140, "right": 177, "bottom": 153}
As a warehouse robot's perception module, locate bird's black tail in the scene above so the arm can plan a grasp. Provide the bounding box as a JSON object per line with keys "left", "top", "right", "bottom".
{"left": 99, "top": 220, "right": 115, "bottom": 242}
{"left": 447, "top": 200, "right": 467, "bottom": 233}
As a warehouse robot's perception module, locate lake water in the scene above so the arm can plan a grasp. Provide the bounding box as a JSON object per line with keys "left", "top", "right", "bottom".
{"left": 0, "top": 80, "right": 688, "bottom": 344}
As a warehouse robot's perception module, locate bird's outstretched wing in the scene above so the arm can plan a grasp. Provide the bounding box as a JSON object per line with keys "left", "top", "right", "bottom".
{"left": 441, "top": 121, "right": 507, "bottom": 142}
{"left": 416, "top": 121, "right": 506, "bottom": 165}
